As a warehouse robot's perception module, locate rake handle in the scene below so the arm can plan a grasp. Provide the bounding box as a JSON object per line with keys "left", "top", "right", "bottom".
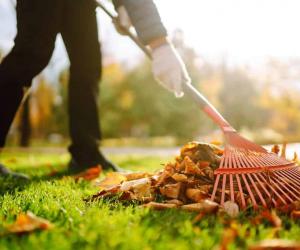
{"left": 96, "top": 0, "right": 234, "bottom": 132}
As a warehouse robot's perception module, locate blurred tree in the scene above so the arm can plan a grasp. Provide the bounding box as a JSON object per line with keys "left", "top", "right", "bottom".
{"left": 30, "top": 77, "right": 55, "bottom": 138}
{"left": 219, "top": 66, "right": 267, "bottom": 130}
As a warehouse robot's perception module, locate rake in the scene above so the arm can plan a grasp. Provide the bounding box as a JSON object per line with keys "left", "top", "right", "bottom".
{"left": 96, "top": 0, "right": 300, "bottom": 209}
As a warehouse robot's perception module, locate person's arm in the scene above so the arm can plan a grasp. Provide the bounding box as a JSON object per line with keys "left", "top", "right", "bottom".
{"left": 112, "top": 0, "right": 191, "bottom": 97}
{"left": 113, "top": 0, "right": 167, "bottom": 45}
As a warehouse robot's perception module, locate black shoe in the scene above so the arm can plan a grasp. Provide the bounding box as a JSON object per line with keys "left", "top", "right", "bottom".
{"left": 68, "top": 157, "right": 125, "bottom": 174}
{"left": 0, "top": 164, "right": 30, "bottom": 180}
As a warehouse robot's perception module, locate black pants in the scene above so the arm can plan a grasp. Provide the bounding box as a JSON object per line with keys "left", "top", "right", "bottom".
{"left": 0, "top": 0, "right": 104, "bottom": 167}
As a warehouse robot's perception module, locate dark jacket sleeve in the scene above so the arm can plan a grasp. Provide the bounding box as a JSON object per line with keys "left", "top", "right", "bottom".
{"left": 112, "top": 0, "right": 167, "bottom": 45}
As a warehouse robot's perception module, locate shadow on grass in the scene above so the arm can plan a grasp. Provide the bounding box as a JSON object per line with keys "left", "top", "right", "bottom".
{"left": 0, "top": 169, "right": 70, "bottom": 196}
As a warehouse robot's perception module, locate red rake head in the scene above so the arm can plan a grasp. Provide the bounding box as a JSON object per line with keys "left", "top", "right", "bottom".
{"left": 210, "top": 131, "right": 300, "bottom": 209}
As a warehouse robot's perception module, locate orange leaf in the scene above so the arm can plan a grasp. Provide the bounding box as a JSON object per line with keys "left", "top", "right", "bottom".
{"left": 74, "top": 166, "right": 102, "bottom": 181}
{"left": 6, "top": 211, "right": 53, "bottom": 234}
{"left": 97, "top": 172, "right": 127, "bottom": 189}
{"left": 198, "top": 161, "right": 210, "bottom": 168}
{"left": 291, "top": 210, "right": 300, "bottom": 220}
{"left": 271, "top": 145, "right": 280, "bottom": 155}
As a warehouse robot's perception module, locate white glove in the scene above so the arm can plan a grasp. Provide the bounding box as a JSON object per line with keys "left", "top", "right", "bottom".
{"left": 152, "top": 43, "right": 191, "bottom": 98}
{"left": 114, "top": 6, "right": 132, "bottom": 35}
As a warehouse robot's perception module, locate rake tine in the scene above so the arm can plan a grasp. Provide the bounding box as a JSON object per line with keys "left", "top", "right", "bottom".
{"left": 238, "top": 153, "right": 267, "bottom": 207}
{"left": 247, "top": 154, "right": 288, "bottom": 205}
{"left": 211, "top": 174, "right": 221, "bottom": 202}
{"left": 229, "top": 151, "right": 235, "bottom": 202}
{"left": 231, "top": 150, "right": 247, "bottom": 208}
{"left": 273, "top": 172, "right": 300, "bottom": 200}
{"left": 241, "top": 173, "right": 258, "bottom": 208}
{"left": 268, "top": 175, "right": 295, "bottom": 203}
{"left": 275, "top": 170, "right": 300, "bottom": 195}
{"left": 211, "top": 150, "right": 227, "bottom": 202}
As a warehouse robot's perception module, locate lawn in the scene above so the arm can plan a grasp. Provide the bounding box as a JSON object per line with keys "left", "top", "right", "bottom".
{"left": 0, "top": 151, "right": 300, "bottom": 250}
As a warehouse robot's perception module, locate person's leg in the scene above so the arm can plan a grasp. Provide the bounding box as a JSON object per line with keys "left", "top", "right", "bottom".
{"left": 61, "top": 0, "right": 120, "bottom": 171}
{"left": 0, "top": 0, "right": 62, "bottom": 177}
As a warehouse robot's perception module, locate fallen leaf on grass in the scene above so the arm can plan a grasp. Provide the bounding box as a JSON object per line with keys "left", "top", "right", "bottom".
{"left": 84, "top": 185, "right": 121, "bottom": 202}
{"left": 6, "top": 211, "right": 53, "bottom": 234}
{"left": 291, "top": 210, "right": 300, "bottom": 220}
{"left": 159, "top": 183, "right": 182, "bottom": 199}
{"left": 181, "top": 200, "right": 219, "bottom": 213}
{"left": 143, "top": 202, "right": 177, "bottom": 210}
{"left": 186, "top": 188, "right": 208, "bottom": 202}
{"left": 74, "top": 166, "right": 102, "bottom": 181}
{"left": 249, "top": 239, "right": 300, "bottom": 250}
{"left": 164, "top": 199, "right": 183, "bottom": 206}
{"left": 97, "top": 172, "right": 126, "bottom": 189}
{"left": 120, "top": 178, "right": 152, "bottom": 199}
{"left": 123, "top": 172, "right": 151, "bottom": 181}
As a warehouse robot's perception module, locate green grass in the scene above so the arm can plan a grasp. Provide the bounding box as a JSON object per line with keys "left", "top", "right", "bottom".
{"left": 0, "top": 151, "right": 300, "bottom": 250}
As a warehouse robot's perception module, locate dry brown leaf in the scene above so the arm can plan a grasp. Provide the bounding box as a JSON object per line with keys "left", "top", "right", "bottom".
{"left": 120, "top": 178, "right": 152, "bottom": 199}
{"left": 198, "top": 161, "right": 210, "bottom": 169}
{"left": 164, "top": 199, "right": 183, "bottom": 206}
{"left": 181, "top": 200, "right": 219, "bottom": 213}
{"left": 85, "top": 185, "right": 121, "bottom": 202}
{"left": 171, "top": 173, "right": 188, "bottom": 182}
{"left": 6, "top": 211, "right": 53, "bottom": 234}
{"left": 123, "top": 172, "right": 151, "bottom": 181}
{"left": 159, "top": 183, "right": 182, "bottom": 199}
{"left": 186, "top": 188, "right": 208, "bottom": 203}
{"left": 223, "top": 201, "right": 239, "bottom": 218}
{"left": 249, "top": 239, "right": 300, "bottom": 250}
{"left": 183, "top": 156, "right": 202, "bottom": 175}
{"left": 291, "top": 210, "right": 300, "bottom": 220}
{"left": 74, "top": 166, "right": 102, "bottom": 181}
{"left": 97, "top": 172, "right": 127, "bottom": 189}
{"left": 143, "top": 202, "right": 177, "bottom": 210}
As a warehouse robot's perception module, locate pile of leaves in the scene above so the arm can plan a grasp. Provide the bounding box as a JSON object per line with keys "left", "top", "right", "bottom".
{"left": 88, "top": 141, "right": 300, "bottom": 216}
{"left": 88, "top": 142, "right": 226, "bottom": 213}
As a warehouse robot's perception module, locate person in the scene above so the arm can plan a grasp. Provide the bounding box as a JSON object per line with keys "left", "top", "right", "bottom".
{"left": 0, "top": 0, "right": 191, "bottom": 179}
